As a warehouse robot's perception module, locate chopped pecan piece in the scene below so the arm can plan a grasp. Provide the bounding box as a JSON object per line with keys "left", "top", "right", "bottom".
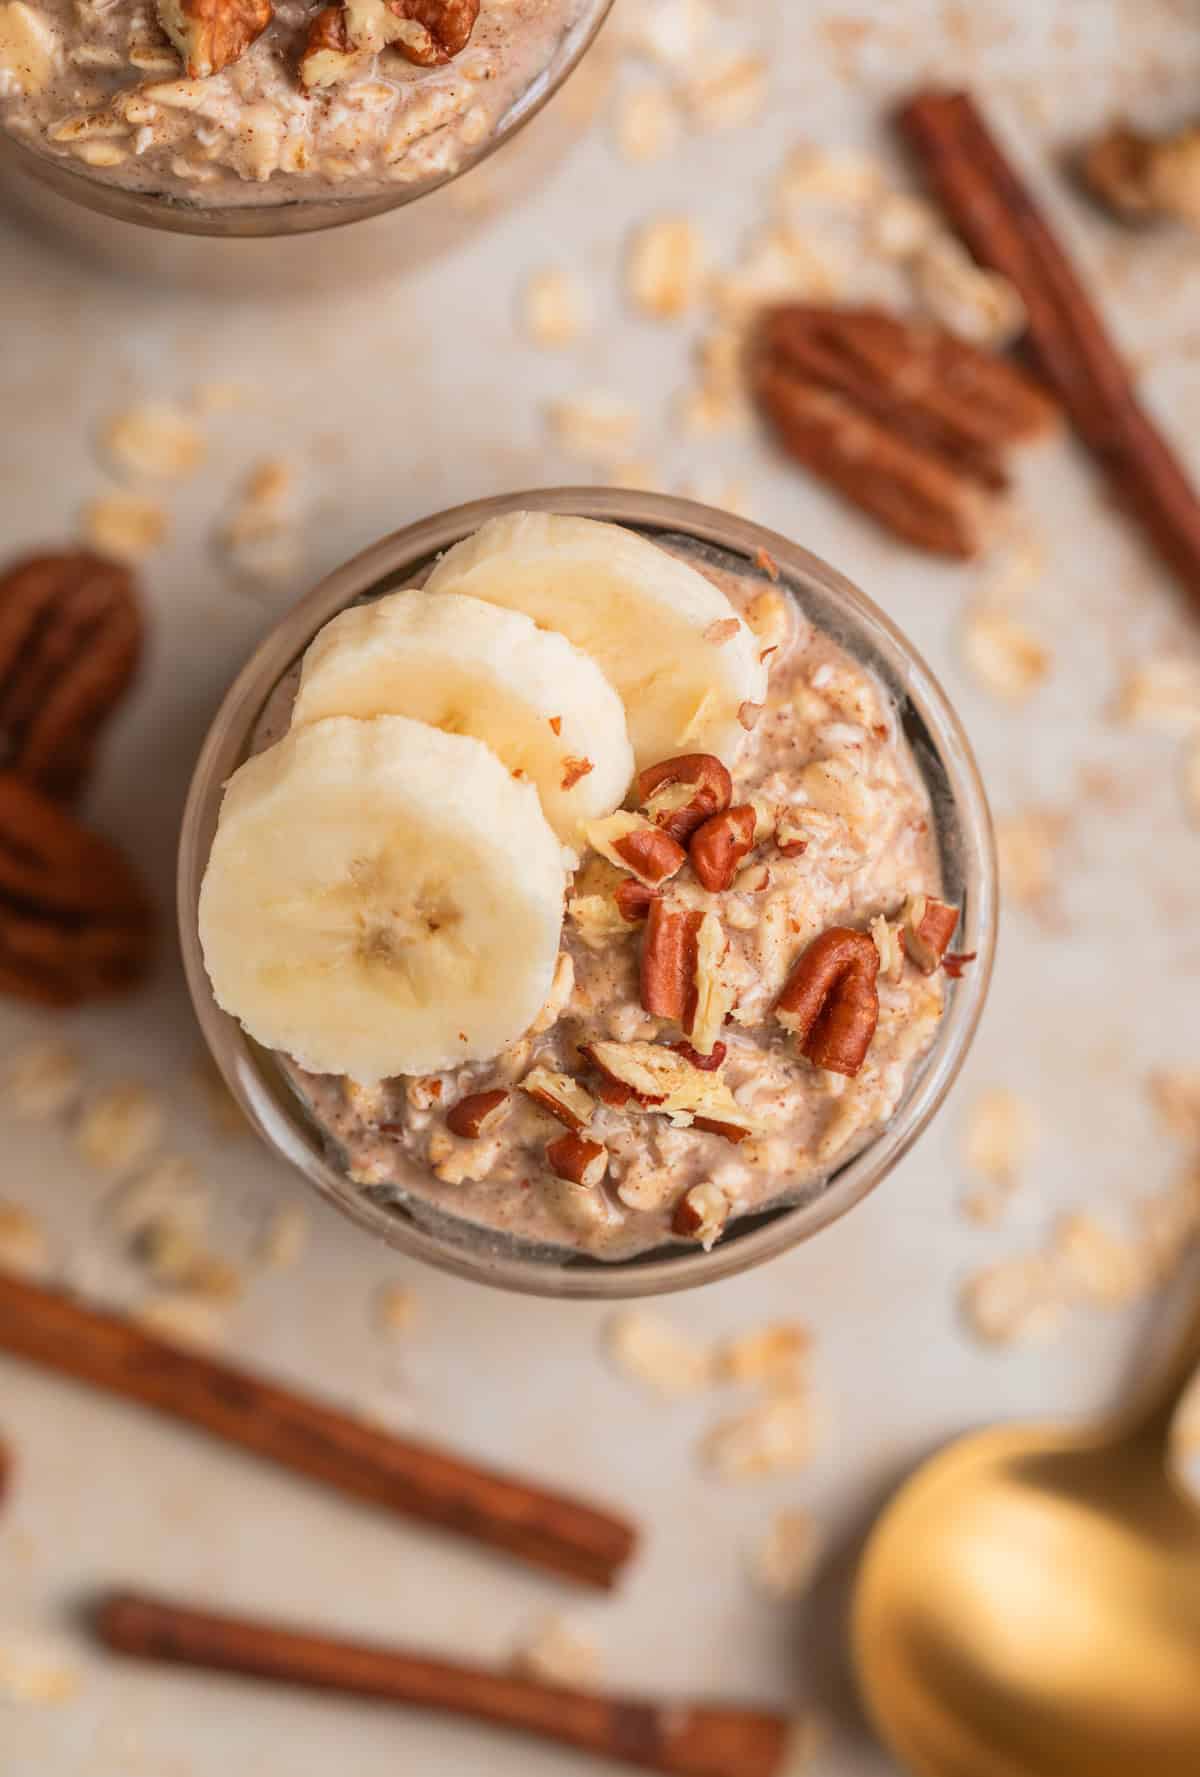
{"left": 673, "top": 1182, "right": 730, "bottom": 1249}
{"left": 688, "top": 910, "right": 735, "bottom": 1056}
{"left": 750, "top": 304, "right": 1056, "bottom": 559}
{"left": 584, "top": 1040, "right": 762, "bottom": 1138}
{"left": 585, "top": 812, "right": 685, "bottom": 888}
{"left": 445, "top": 1088, "right": 509, "bottom": 1139}
{"left": 636, "top": 753, "right": 732, "bottom": 845}
{"left": 156, "top": 0, "right": 272, "bottom": 78}
{"left": 614, "top": 876, "right": 659, "bottom": 923}
{"left": 0, "top": 552, "right": 143, "bottom": 802}
{"left": 692, "top": 1118, "right": 750, "bottom": 1146}
{"left": 1081, "top": 120, "right": 1200, "bottom": 229}
{"left": 690, "top": 804, "right": 757, "bottom": 892}
{"left": 520, "top": 1068, "right": 595, "bottom": 1135}
{"left": 546, "top": 1131, "right": 608, "bottom": 1189}
{"left": 0, "top": 773, "right": 153, "bottom": 1005}
{"left": 902, "top": 894, "right": 960, "bottom": 974}
{"left": 776, "top": 926, "right": 879, "bottom": 1077}
{"left": 669, "top": 1040, "right": 727, "bottom": 1072}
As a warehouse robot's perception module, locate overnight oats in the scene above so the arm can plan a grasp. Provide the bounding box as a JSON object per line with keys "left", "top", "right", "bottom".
{"left": 0, "top": 0, "right": 592, "bottom": 205}
{"left": 188, "top": 501, "right": 991, "bottom": 1282}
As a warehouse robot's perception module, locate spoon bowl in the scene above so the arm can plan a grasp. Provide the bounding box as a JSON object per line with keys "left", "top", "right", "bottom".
{"left": 854, "top": 1296, "right": 1200, "bottom": 1777}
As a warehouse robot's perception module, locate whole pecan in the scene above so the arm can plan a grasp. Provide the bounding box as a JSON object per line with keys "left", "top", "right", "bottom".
{"left": 0, "top": 553, "right": 142, "bottom": 802}
{"left": 636, "top": 753, "right": 732, "bottom": 845}
{"left": 775, "top": 926, "right": 879, "bottom": 1077}
{"left": 0, "top": 773, "right": 153, "bottom": 1005}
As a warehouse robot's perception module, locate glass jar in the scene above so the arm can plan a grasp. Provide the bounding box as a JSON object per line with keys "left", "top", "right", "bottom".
{"left": 179, "top": 489, "right": 997, "bottom": 1298}
{"left": 0, "top": 1, "right": 613, "bottom": 292}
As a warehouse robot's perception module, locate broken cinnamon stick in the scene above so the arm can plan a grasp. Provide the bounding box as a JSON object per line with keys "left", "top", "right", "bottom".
{"left": 96, "top": 1590, "right": 796, "bottom": 1777}
{"left": 0, "top": 1272, "right": 636, "bottom": 1590}
{"left": 899, "top": 89, "right": 1200, "bottom": 616}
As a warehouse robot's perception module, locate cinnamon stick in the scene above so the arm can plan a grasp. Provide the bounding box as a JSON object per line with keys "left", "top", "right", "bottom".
{"left": 96, "top": 1591, "right": 794, "bottom": 1777}
{"left": 0, "top": 1272, "right": 636, "bottom": 1590}
{"left": 898, "top": 89, "right": 1200, "bottom": 616}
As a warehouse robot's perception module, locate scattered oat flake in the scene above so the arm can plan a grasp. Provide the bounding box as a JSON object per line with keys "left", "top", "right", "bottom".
{"left": 255, "top": 1203, "right": 309, "bottom": 1271}
{"left": 914, "top": 237, "right": 1027, "bottom": 349}
{"left": 513, "top": 1617, "right": 602, "bottom": 1689}
{"left": 1183, "top": 736, "right": 1200, "bottom": 827}
{"left": 1053, "top": 1213, "right": 1145, "bottom": 1309}
{"left": 623, "top": 0, "right": 716, "bottom": 68}
{"left": 685, "top": 54, "right": 768, "bottom": 132}
{"left": 0, "top": 1203, "right": 50, "bottom": 1280}
{"left": 103, "top": 402, "right": 205, "bottom": 480}
{"left": 1116, "top": 657, "right": 1200, "bottom": 730}
{"left": 81, "top": 490, "right": 168, "bottom": 563}
{"left": 961, "top": 608, "right": 1051, "bottom": 703}
{"left": 704, "top": 1391, "right": 813, "bottom": 1479}
{"left": 614, "top": 85, "right": 680, "bottom": 164}
{"left": 221, "top": 457, "right": 299, "bottom": 584}
{"left": 0, "top": 1637, "right": 80, "bottom": 1705}
{"left": 963, "top": 1089, "right": 1035, "bottom": 1185}
{"left": 718, "top": 1322, "right": 810, "bottom": 1389}
{"left": 627, "top": 216, "right": 707, "bottom": 320}
{"left": 191, "top": 380, "right": 252, "bottom": 413}
{"left": 606, "top": 1309, "right": 712, "bottom": 1396}
{"left": 109, "top": 1156, "right": 206, "bottom": 1244}
{"left": 995, "top": 808, "right": 1066, "bottom": 909}
{"left": 602, "top": 459, "right": 667, "bottom": 494}
{"left": 3, "top": 1039, "right": 82, "bottom": 1119}
{"left": 1148, "top": 1068, "right": 1200, "bottom": 1142}
{"left": 134, "top": 1292, "right": 229, "bottom": 1350}
{"left": 868, "top": 191, "right": 940, "bottom": 258}
{"left": 374, "top": 1281, "right": 418, "bottom": 1336}
{"left": 750, "top": 1508, "right": 821, "bottom": 1599}
{"left": 522, "top": 267, "right": 588, "bottom": 348}
{"left": 75, "top": 1083, "right": 164, "bottom": 1175}
{"left": 961, "top": 1254, "right": 1065, "bottom": 1347}
{"left": 775, "top": 144, "right": 884, "bottom": 208}
{"left": 547, "top": 394, "right": 640, "bottom": 463}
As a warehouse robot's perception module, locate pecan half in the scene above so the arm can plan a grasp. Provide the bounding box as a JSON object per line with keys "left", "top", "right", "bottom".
{"left": 0, "top": 553, "right": 142, "bottom": 802}
{"left": 902, "top": 894, "right": 960, "bottom": 974}
{"left": 445, "top": 1088, "right": 509, "bottom": 1138}
{"left": 0, "top": 773, "right": 152, "bottom": 1005}
{"left": 690, "top": 804, "right": 757, "bottom": 892}
{"left": 640, "top": 901, "right": 703, "bottom": 1024}
{"left": 636, "top": 753, "right": 732, "bottom": 845}
{"left": 546, "top": 1131, "right": 608, "bottom": 1188}
{"left": 301, "top": 0, "right": 477, "bottom": 87}
{"left": 751, "top": 304, "right": 1056, "bottom": 559}
{"left": 156, "top": 0, "right": 272, "bottom": 78}
{"left": 775, "top": 926, "right": 879, "bottom": 1077}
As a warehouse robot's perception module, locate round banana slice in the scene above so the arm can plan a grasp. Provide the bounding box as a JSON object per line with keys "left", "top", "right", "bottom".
{"left": 198, "top": 715, "right": 565, "bottom": 1083}
{"left": 423, "top": 512, "right": 768, "bottom": 768}
{"left": 290, "top": 591, "right": 634, "bottom": 849}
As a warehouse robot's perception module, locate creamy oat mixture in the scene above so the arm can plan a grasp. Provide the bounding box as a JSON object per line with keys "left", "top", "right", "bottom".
{"left": 253, "top": 537, "right": 949, "bottom": 1262}
{"left": 0, "top": 0, "right": 585, "bottom": 204}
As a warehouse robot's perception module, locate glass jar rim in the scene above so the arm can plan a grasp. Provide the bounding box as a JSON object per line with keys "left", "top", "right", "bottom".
{"left": 0, "top": 0, "right": 613, "bottom": 240}
{"left": 178, "top": 488, "right": 997, "bottom": 1298}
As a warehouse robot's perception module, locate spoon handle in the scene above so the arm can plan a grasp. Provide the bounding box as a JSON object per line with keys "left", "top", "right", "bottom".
{"left": 1125, "top": 1275, "right": 1200, "bottom": 1450}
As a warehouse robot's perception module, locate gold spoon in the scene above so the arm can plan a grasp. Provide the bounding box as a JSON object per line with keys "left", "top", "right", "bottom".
{"left": 853, "top": 1290, "right": 1200, "bottom": 1777}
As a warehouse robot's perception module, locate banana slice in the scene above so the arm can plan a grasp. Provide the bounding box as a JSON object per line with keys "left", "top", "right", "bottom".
{"left": 198, "top": 715, "right": 565, "bottom": 1083}
{"left": 423, "top": 512, "right": 768, "bottom": 768}
{"left": 290, "top": 591, "right": 633, "bottom": 849}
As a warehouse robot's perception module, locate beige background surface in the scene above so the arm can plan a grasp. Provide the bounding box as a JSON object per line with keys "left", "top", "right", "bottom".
{"left": 2, "top": 2, "right": 1200, "bottom": 1773}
